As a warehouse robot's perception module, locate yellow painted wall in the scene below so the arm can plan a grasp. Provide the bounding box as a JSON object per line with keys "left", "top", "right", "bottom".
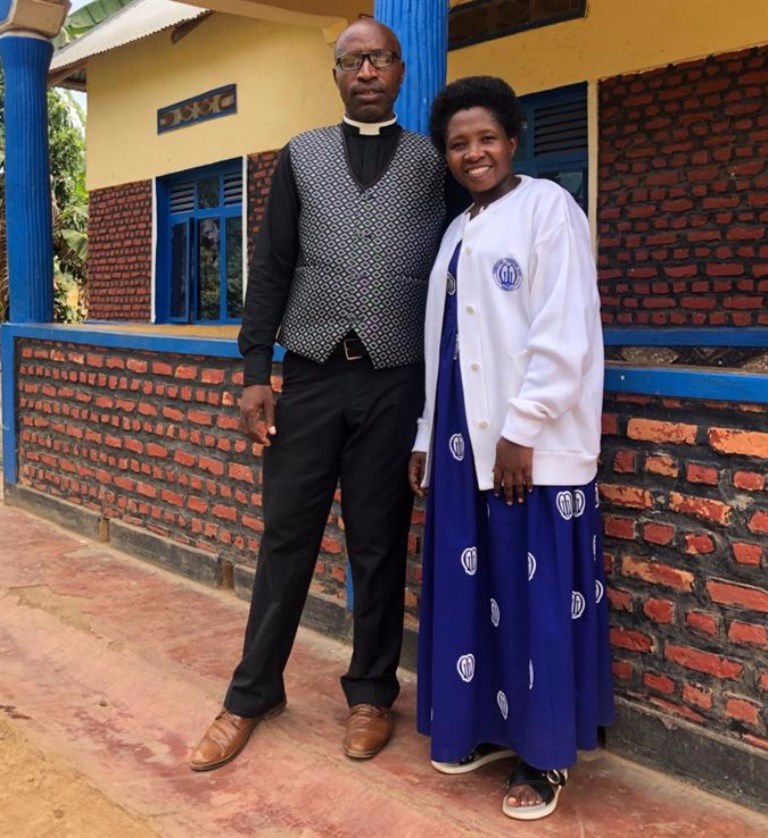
{"left": 447, "top": 0, "right": 768, "bottom": 94}
{"left": 86, "top": 13, "right": 345, "bottom": 189}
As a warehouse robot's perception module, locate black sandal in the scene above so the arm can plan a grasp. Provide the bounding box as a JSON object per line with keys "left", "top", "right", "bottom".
{"left": 502, "top": 761, "right": 569, "bottom": 820}
{"left": 431, "top": 743, "right": 515, "bottom": 774}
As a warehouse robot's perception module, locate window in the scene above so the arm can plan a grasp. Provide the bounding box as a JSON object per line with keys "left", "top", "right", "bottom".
{"left": 156, "top": 160, "right": 244, "bottom": 323}
{"left": 516, "top": 83, "right": 588, "bottom": 211}
{"left": 449, "top": 0, "right": 587, "bottom": 51}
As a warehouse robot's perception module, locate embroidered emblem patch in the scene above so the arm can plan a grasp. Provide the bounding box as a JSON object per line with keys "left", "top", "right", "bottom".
{"left": 492, "top": 257, "right": 523, "bottom": 291}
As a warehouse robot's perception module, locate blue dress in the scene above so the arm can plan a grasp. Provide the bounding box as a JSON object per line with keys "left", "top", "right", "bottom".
{"left": 417, "top": 242, "right": 614, "bottom": 770}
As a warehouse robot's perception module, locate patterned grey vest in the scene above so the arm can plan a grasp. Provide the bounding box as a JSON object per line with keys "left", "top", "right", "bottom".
{"left": 279, "top": 125, "right": 445, "bottom": 368}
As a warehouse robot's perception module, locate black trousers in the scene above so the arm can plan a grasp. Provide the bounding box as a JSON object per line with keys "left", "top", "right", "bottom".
{"left": 224, "top": 349, "right": 424, "bottom": 716}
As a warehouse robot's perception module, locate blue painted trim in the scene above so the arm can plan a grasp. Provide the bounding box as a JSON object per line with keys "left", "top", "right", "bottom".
{"left": 0, "top": 323, "right": 285, "bottom": 362}
{"left": 605, "top": 366, "right": 768, "bottom": 403}
{"left": 1, "top": 325, "right": 18, "bottom": 484}
{"left": 157, "top": 84, "right": 237, "bottom": 134}
{"left": 603, "top": 328, "right": 768, "bottom": 347}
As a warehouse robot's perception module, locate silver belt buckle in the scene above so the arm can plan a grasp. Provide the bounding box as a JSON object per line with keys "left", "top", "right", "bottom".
{"left": 343, "top": 338, "right": 363, "bottom": 361}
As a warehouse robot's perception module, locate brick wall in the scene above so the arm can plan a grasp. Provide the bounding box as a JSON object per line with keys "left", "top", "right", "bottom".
{"left": 87, "top": 181, "right": 153, "bottom": 321}
{"left": 14, "top": 340, "right": 768, "bottom": 753}
{"left": 600, "top": 393, "right": 767, "bottom": 752}
{"left": 247, "top": 151, "right": 280, "bottom": 263}
{"left": 598, "top": 46, "right": 768, "bottom": 326}
{"left": 14, "top": 340, "right": 423, "bottom": 614}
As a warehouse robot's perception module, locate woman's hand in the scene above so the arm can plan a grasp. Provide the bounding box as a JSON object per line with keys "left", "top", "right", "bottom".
{"left": 408, "top": 452, "right": 428, "bottom": 497}
{"left": 493, "top": 438, "right": 533, "bottom": 505}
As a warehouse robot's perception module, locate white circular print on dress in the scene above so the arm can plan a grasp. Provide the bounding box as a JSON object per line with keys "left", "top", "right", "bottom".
{"left": 497, "top": 690, "right": 509, "bottom": 720}
{"left": 449, "top": 433, "right": 465, "bottom": 461}
{"left": 573, "top": 489, "right": 586, "bottom": 517}
{"left": 556, "top": 491, "right": 574, "bottom": 520}
{"left": 490, "top": 597, "right": 500, "bottom": 627}
{"left": 572, "top": 590, "right": 586, "bottom": 619}
{"left": 529, "top": 659, "right": 534, "bottom": 691}
{"left": 592, "top": 534, "right": 597, "bottom": 563}
{"left": 457, "top": 654, "right": 475, "bottom": 683}
{"left": 595, "top": 579, "right": 604, "bottom": 605}
{"left": 461, "top": 546, "right": 478, "bottom": 576}
{"left": 527, "top": 552, "right": 537, "bottom": 581}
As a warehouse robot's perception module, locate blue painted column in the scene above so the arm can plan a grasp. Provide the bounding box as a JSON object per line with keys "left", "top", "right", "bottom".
{"left": 0, "top": 33, "right": 54, "bottom": 322}
{"left": 374, "top": 0, "right": 448, "bottom": 135}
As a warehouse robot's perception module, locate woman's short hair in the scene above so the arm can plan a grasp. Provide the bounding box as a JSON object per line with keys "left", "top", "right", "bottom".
{"left": 429, "top": 76, "right": 524, "bottom": 150}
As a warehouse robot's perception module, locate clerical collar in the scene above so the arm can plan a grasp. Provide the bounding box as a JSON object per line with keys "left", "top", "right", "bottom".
{"left": 342, "top": 115, "right": 398, "bottom": 136}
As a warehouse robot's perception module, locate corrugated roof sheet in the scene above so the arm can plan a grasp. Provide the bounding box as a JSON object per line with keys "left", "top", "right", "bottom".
{"left": 50, "top": 0, "right": 209, "bottom": 71}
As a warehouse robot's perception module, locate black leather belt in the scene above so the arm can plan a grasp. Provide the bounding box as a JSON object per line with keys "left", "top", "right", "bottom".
{"left": 336, "top": 335, "right": 366, "bottom": 361}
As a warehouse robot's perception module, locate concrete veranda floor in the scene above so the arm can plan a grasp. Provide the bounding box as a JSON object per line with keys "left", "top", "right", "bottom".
{"left": 1, "top": 503, "right": 766, "bottom": 837}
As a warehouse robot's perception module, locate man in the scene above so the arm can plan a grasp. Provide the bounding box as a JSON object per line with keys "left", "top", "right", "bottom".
{"left": 190, "top": 18, "right": 448, "bottom": 770}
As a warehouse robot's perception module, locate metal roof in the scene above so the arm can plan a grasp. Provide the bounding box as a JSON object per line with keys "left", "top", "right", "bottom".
{"left": 50, "top": 0, "right": 209, "bottom": 73}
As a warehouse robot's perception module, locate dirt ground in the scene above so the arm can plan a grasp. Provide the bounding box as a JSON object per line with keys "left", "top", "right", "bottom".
{"left": 0, "top": 714, "right": 156, "bottom": 838}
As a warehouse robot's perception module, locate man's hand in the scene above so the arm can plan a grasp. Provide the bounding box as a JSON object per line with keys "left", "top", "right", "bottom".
{"left": 408, "top": 452, "right": 428, "bottom": 497}
{"left": 493, "top": 438, "right": 533, "bottom": 505}
{"left": 239, "top": 384, "right": 277, "bottom": 445}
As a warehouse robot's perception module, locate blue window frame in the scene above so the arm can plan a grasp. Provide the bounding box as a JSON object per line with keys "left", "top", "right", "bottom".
{"left": 516, "top": 83, "right": 588, "bottom": 211}
{"left": 156, "top": 160, "right": 244, "bottom": 324}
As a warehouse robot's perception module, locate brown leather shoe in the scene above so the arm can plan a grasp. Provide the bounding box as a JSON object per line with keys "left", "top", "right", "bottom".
{"left": 189, "top": 699, "right": 286, "bottom": 771}
{"left": 343, "top": 704, "right": 393, "bottom": 759}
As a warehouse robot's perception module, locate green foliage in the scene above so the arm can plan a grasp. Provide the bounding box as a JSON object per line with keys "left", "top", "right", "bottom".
{"left": 0, "top": 69, "right": 88, "bottom": 322}
{"left": 53, "top": 0, "right": 135, "bottom": 48}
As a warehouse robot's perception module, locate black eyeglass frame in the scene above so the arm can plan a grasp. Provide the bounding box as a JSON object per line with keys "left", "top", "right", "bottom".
{"left": 334, "top": 50, "right": 401, "bottom": 72}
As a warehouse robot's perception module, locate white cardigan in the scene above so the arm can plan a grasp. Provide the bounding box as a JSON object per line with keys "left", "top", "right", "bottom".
{"left": 414, "top": 175, "right": 603, "bottom": 490}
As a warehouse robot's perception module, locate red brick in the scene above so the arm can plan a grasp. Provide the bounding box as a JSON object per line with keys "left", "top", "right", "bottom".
{"left": 146, "top": 443, "right": 168, "bottom": 459}
{"left": 212, "top": 503, "right": 237, "bottom": 522}
{"left": 643, "top": 598, "right": 675, "bottom": 623}
{"left": 748, "top": 509, "right": 768, "bottom": 534}
{"left": 645, "top": 454, "right": 679, "bottom": 478}
{"left": 198, "top": 456, "right": 225, "bottom": 477}
{"left": 610, "top": 626, "right": 653, "bottom": 652}
{"left": 606, "top": 587, "right": 633, "bottom": 612}
{"left": 604, "top": 515, "right": 636, "bottom": 540}
{"left": 612, "top": 450, "right": 636, "bottom": 473}
{"left": 684, "top": 533, "right": 715, "bottom": 555}
{"left": 228, "top": 463, "right": 255, "bottom": 483}
{"left": 685, "top": 610, "right": 720, "bottom": 636}
{"left": 601, "top": 413, "right": 619, "bottom": 435}
{"left": 728, "top": 620, "right": 768, "bottom": 647}
{"left": 174, "top": 450, "right": 196, "bottom": 468}
{"left": 622, "top": 555, "right": 694, "bottom": 590}
{"left": 733, "top": 470, "right": 765, "bottom": 491}
{"left": 627, "top": 419, "right": 697, "bottom": 444}
{"left": 187, "top": 496, "right": 208, "bottom": 514}
{"left": 175, "top": 365, "right": 198, "bottom": 380}
{"left": 201, "top": 368, "right": 225, "bottom": 385}
{"left": 708, "top": 427, "right": 768, "bottom": 458}
{"left": 599, "top": 483, "right": 653, "bottom": 509}
{"left": 241, "top": 514, "right": 264, "bottom": 533}
{"left": 732, "top": 541, "right": 763, "bottom": 565}
{"left": 321, "top": 536, "right": 344, "bottom": 555}
{"left": 161, "top": 489, "right": 184, "bottom": 507}
{"left": 668, "top": 492, "right": 731, "bottom": 525}
{"left": 685, "top": 463, "right": 718, "bottom": 485}
{"left": 682, "top": 682, "right": 713, "bottom": 711}
{"left": 665, "top": 644, "right": 743, "bottom": 679}
{"left": 707, "top": 579, "right": 768, "bottom": 612}
{"left": 188, "top": 410, "right": 213, "bottom": 426}
{"left": 152, "top": 361, "right": 173, "bottom": 376}
{"left": 644, "top": 672, "right": 675, "bottom": 695}
{"left": 643, "top": 522, "right": 675, "bottom": 545}
{"left": 725, "top": 697, "right": 761, "bottom": 726}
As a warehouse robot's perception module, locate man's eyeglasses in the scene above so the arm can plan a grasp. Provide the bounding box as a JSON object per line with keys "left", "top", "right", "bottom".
{"left": 335, "top": 50, "right": 400, "bottom": 72}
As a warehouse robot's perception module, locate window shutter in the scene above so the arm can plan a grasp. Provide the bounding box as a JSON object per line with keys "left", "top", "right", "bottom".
{"left": 169, "top": 181, "right": 195, "bottom": 213}
{"left": 531, "top": 97, "right": 587, "bottom": 158}
{"left": 223, "top": 171, "right": 243, "bottom": 206}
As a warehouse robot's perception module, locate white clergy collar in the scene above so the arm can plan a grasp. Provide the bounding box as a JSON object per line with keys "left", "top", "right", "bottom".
{"left": 343, "top": 115, "right": 398, "bottom": 135}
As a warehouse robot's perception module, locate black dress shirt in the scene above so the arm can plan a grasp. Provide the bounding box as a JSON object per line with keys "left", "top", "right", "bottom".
{"left": 238, "top": 121, "right": 468, "bottom": 385}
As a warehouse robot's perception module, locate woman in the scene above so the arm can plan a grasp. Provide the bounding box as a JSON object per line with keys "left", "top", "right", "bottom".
{"left": 409, "top": 76, "right": 614, "bottom": 821}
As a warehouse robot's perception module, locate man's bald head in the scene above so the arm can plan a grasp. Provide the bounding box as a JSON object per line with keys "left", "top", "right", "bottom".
{"left": 332, "top": 18, "right": 405, "bottom": 123}
{"left": 335, "top": 19, "right": 401, "bottom": 59}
